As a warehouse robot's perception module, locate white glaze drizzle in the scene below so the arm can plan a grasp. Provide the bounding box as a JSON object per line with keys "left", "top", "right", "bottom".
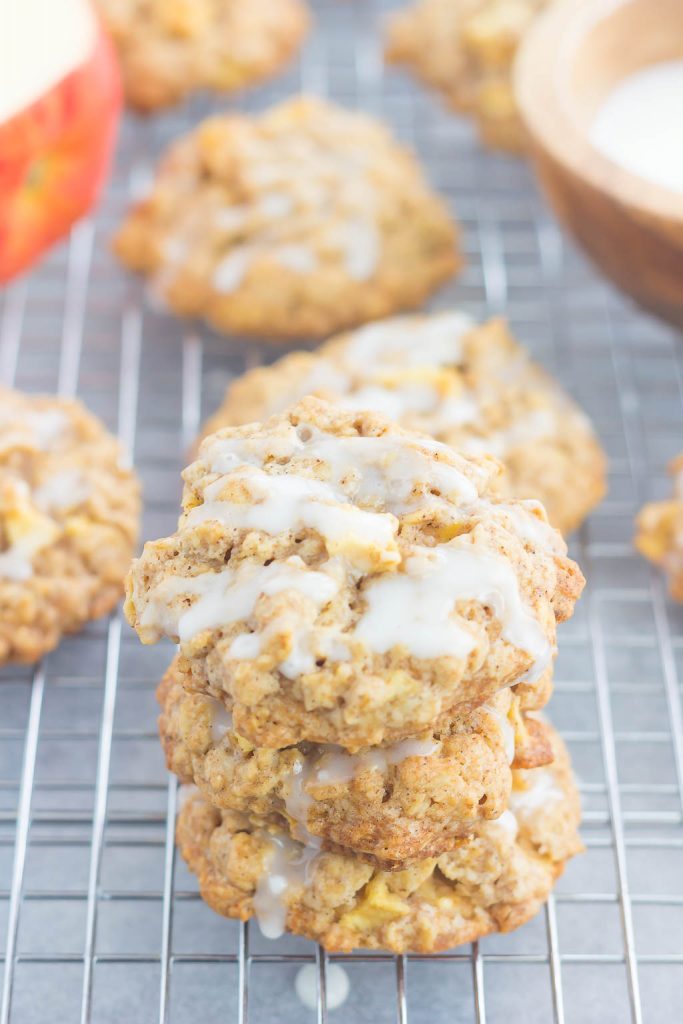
{"left": 34, "top": 470, "right": 90, "bottom": 511}
{"left": 201, "top": 425, "right": 479, "bottom": 517}
{"left": 139, "top": 556, "right": 341, "bottom": 645}
{"left": 253, "top": 831, "right": 319, "bottom": 939}
{"left": 460, "top": 409, "right": 557, "bottom": 458}
{"left": 355, "top": 541, "right": 550, "bottom": 677}
{"left": 343, "top": 312, "right": 473, "bottom": 370}
{"left": 481, "top": 703, "right": 515, "bottom": 764}
{"left": 207, "top": 698, "right": 233, "bottom": 744}
{"left": 281, "top": 733, "right": 440, "bottom": 843}
{"left": 509, "top": 768, "right": 563, "bottom": 822}
{"left": 489, "top": 809, "right": 519, "bottom": 840}
{"left": 0, "top": 407, "right": 69, "bottom": 453}
{"left": 187, "top": 467, "right": 399, "bottom": 568}
{"left": 0, "top": 479, "right": 60, "bottom": 581}
{"left": 0, "top": 547, "right": 34, "bottom": 582}
{"left": 274, "top": 244, "right": 318, "bottom": 274}
{"left": 495, "top": 501, "right": 560, "bottom": 552}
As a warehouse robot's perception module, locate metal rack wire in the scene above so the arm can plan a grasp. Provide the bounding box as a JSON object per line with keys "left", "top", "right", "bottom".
{"left": 1, "top": 1, "right": 683, "bottom": 1021}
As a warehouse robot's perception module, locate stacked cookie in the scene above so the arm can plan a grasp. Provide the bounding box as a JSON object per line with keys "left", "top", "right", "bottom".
{"left": 126, "top": 397, "right": 584, "bottom": 952}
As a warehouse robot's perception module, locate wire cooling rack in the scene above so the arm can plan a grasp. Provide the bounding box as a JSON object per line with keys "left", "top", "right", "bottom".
{"left": 2, "top": 1, "right": 683, "bottom": 1021}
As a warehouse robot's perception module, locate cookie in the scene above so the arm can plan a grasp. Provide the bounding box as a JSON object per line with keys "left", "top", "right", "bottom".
{"left": 176, "top": 725, "right": 582, "bottom": 952}
{"left": 113, "top": 97, "right": 461, "bottom": 340}
{"left": 96, "top": 0, "right": 309, "bottom": 112}
{"left": 126, "top": 397, "right": 584, "bottom": 749}
{"left": 0, "top": 388, "right": 140, "bottom": 665}
{"left": 635, "top": 453, "right": 683, "bottom": 600}
{"left": 158, "top": 656, "right": 553, "bottom": 868}
{"left": 386, "top": 0, "right": 546, "bottom": 152}
{"left": 202, "top": 313, "right": 606, "bottom": 534}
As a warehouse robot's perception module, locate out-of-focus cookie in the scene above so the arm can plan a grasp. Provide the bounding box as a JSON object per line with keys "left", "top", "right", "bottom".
{"left": 386, "top": 0, "right": 547, "bottom": 152}
{"left": 202, "top": 313, "right": 606, "bottom": 534}
{"left": 0, "top": 388, "right": 140, "bottom": 666}
{"left": 636, "top": 454, "right": 683, "bottom": 600}
{"left": 96, "top": 0, "right": 309, "bottom": 112}
{"left": 158, "top": 656, "right": 553, "bottom": 868}
{"left": 176, "top": 726, "right": 582, "bottom": 951}
{"left": 126, "top": 397, "right": 584, "bottom": 750}
{"left": 113, "top": 97, "right": 461, "bottom": 340}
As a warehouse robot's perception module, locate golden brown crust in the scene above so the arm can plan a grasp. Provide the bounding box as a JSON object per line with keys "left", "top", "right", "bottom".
{"left": 158, "top": 656, "right": 553, "bottom": 868}
{"left": 200, "top": 314, "right": 606, "bottom": 535}
{"left": 0, "top": 388, "right": 140, "bottom": 666}
{"left": 96, "top": 0, "right": 309, "bottom": 112}
{"left": 127, "top": 398, "right": 584, "bottom": 750}
{"left": 635, "top": 454, "right": 683, "bottom": 600}
{"left": 113, "top": 97, "right": 461, "bottom": 340}
{"left": 385, "top": 0, "right": 547, "bottom": 153}
{"left": 176, "top": 726, "right": 583, "bottom": 952}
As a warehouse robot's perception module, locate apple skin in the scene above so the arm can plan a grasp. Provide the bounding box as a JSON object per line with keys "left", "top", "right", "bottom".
{"left": 0, "top": 16, "right": 122, "bottom": 282}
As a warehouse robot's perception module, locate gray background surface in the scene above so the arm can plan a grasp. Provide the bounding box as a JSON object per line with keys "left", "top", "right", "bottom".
{"left": 1, "top": 1, "right": 683, "bottom": 1021}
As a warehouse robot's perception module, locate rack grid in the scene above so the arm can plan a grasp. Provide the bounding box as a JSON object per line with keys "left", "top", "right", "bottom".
{"left": 1, "top": 2, "right": 683, "bottom": 1021}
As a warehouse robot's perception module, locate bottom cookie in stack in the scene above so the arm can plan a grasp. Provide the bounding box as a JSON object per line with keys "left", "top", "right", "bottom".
{"left": 175, "top": 726, "right": 582, "bottom": 953}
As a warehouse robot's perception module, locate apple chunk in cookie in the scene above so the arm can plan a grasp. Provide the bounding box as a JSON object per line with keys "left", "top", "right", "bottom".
{"left": 126, "top": 398, "right": 584, "bottom": 750}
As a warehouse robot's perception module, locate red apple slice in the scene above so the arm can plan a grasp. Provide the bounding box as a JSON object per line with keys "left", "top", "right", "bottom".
{"left": 0, "top": 0, "right": 121, "bottom": 281}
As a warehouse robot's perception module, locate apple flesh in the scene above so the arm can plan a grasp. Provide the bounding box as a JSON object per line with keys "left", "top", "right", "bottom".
{"left": 0, "top": 0, "right": 121, "bottom": 282}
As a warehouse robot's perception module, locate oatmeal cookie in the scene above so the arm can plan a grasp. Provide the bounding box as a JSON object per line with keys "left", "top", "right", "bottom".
{"left": 159, "top": 656, "right": 553, "bottom": 868}
{"left": 176, "top": 726, "right": 582, "bottom": 952}
{"left": 386, "top": 0, "right": 547, "bottom": 152}
{"left": 635, "top": 453, "right": 683, "bottom": 600}
{"left": 202, "top": 313, "right": 606, "bottom": 534}
{"left": 126, "top": 398, "right": 583, "bottom": 749}
{"left": 0, "top": 388, "right": 140, "bottom": 666}
{"left": 96, "top": 0, "right": 309, "bottom": 112}
{"left": 113, "top": 97, "right": 461, "bottom": 340}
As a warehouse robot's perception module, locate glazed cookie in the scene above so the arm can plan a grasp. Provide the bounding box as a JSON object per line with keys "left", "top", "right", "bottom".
{"left": 386, "top": 0, "right": 547, "bottom": 152}
{"left": 96, "top": 0, "right": 309, "bottom": 112}
{"left": 114, "top": 97, "right": 461, "bottom": 340}
{"left": 158, "top": 656, "right": 553, "bottom": 868}
{"left": 126, "top": 398, "right": 584, "bottom": 749}
{"left": 202, "top": 313, "right": 606, "bottom": 534}
{"left": 0, "top": 388, "right": 140, "bottom": 666}
{"left": 176, "top": 727, "right": 582, "bottom": 952}
{"left": 636, "top": 453, "right": 683, "bottom": 600}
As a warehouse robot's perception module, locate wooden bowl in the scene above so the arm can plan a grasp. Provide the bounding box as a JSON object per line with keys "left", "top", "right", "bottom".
{"left": 515, "top": 0, "right": 683, "bottom": 328}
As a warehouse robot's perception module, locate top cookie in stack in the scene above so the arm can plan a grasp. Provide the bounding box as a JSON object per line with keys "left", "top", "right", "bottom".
{"left": 126, "top": 398, "right": 583, "bottom": 751}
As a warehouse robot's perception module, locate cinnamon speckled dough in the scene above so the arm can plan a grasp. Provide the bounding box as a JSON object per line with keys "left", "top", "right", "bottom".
{"left": 202, "top": 313, "right": 606, "bottom": 535}
{"left": 96, "top": 0, "right": 309, "bottom": 112}
{"left": 113, "top": 97, "right": 461, "bottom": 340}
{"left": 159, "top": 656, "right": 553, "bottom": 868}
{"left": 386, "top": 0, "right": 547, "bottom": 152}
{"left": 176, "top": 727, "right": 582, "bottom": 952}
{"left": 126, "top": 398, "right": 584, "bottom": 750}
{"left": 0, "top": 388, "right": 140, "bottom": 666}
{"left": 635, "top": 453, "right": 683, "bottom": 600}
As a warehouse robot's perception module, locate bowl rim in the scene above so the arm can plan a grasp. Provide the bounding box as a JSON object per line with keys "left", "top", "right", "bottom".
{"left": 514, "top": 0, "right": 683, "bottom": 225}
